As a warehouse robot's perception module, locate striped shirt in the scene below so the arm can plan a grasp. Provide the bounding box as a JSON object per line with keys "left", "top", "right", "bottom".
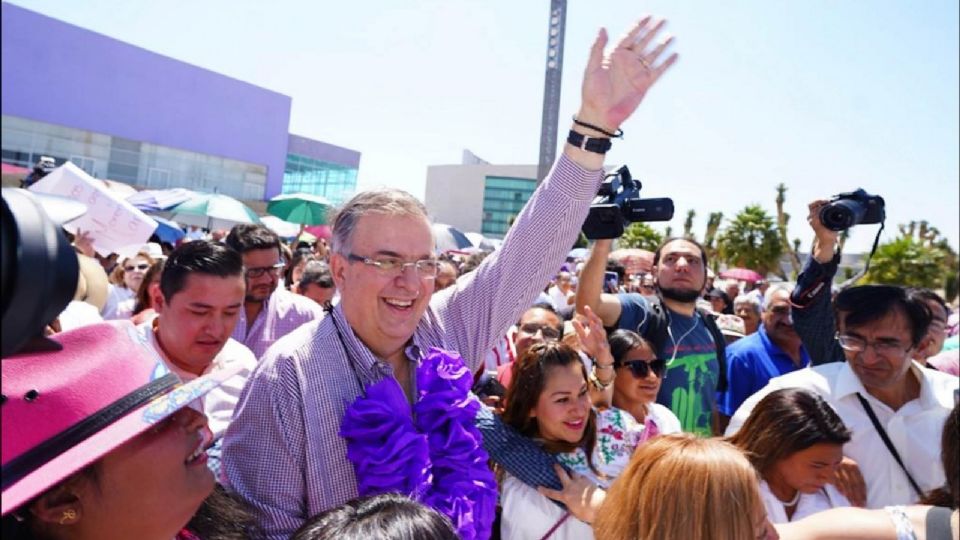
{"left": 230, "top": 287, "right": 325, "bottom": 360}
{"left": 221, "top": 155, "right": 602, "bottom": 538}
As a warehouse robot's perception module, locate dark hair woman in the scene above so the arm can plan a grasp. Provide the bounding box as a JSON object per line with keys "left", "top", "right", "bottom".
{"left": 727, "top": 388, "right": 852, "bottom": 523}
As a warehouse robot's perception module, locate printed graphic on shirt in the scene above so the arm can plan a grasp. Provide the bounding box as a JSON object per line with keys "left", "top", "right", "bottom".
{"left": 658, "top": 350, "right": 718, "bottom": 436}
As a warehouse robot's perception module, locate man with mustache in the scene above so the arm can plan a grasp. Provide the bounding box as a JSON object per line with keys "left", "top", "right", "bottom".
{"left": 577, "top": 237, "right": 728, "bottom": 436}
{"left": 718, "top": 285, "right": 810, "bottom": 426}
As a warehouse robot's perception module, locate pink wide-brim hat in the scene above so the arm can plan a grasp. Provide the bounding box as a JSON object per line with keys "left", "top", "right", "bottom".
{"left": 1, "top": 321, "right": 241, "bottom": 516}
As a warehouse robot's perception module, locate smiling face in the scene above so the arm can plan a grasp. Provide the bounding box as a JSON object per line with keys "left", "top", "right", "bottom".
{"left": 123, "top": 256, "right": 151, "bottom": 291}
{"left": 530, "top": 362, "right": 592, "bottom": 444}
{"left": 153, "top": 273, "right": 245, "bottom": 375}
{"left": 76, "top": 407, "right": 213, "bottom": 538}
{"left": 768, "top": 443, "right": 844, "bottom": 495}
{"left": 514, "top": 307, "right": 563, "bottom": 360}
{"left": 613, "top": 342, "right": 663, "bottom": 410}
{"left": 331, "top": 213, "right": 435, "bottom": 359}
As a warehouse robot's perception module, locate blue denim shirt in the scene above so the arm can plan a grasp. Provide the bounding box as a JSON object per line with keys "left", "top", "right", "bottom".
{"left": 791, "top": 252, "right": 845, "bottom": 365}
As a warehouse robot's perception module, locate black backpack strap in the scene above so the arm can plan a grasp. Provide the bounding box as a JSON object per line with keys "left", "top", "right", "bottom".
{"left": 698, "top": 310, "right": 729, "bottom": 393}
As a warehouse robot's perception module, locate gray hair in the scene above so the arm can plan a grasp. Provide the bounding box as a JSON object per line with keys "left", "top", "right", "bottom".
{"left": 763, "top": 283, "right": 793, "bottom": 307}
{"left": 733, "top": 294, "right": 761, "bottom": 315}
{"left": 330, "top": 188, "right": 431, "bottom": 255}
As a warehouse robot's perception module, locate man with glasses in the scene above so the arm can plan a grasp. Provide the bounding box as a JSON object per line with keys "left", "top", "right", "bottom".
{"left": 718, "top": 285, "right": 810, "bottom": 429}
{"left": 223, "top": 16, "right": 679, "bottom": 536}
{"left": 726, "top": 284, "right": 958, "bottom": 508}
{"left": 494, "top": 303, "right": 565, "bottom": 388}
{"left": 792, "top": 199, "right": 949, "bottom": 367}
{"left": 224, "top": 224, "right": 324, "bottom": 359}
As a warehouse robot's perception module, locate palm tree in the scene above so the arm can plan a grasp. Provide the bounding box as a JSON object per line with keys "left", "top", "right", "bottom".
{"left": 619, "top": 222, "right": 663, "bottom": 251}
{"left": 703, "top": 212, "right": 724, "bottom": 272}
{"left": 775, "top": 183, "right": 801, "bottom": 278}
{"left": 683, "top": 209, "right": 696, "bottom": 239}
{"left": 716, "top": 205, "right": 783, "bottom": 278}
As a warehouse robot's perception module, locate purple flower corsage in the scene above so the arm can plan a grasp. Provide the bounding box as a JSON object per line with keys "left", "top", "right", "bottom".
{"left": 341, "top": 348, "right": 497, "bottom": 540}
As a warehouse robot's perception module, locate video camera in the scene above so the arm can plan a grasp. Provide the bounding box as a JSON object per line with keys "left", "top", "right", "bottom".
{"left": 581, "top": 165, "right": 674, "bottom": 239}
{"left": 818, "top": 188, "right": 885, "bottom": 231}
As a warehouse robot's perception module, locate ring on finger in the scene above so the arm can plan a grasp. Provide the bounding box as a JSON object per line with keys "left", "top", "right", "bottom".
{"left": 638, "top": 56, "right": 652, "bottom": 69}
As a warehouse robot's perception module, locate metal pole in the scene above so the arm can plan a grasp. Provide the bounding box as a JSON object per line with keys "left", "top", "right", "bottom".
{"left": 536, "top": 0, "right": 566, "bottom": 183}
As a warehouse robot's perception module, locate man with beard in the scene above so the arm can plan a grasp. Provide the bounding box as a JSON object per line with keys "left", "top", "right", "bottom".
{"left": 225, "top": 224, "right": 325, "bottom": 359}
{"left": 718, "top": 285, "right": 810, "bottom": 430}
{"left": 577, "top": 237, "right": 728, "bottom": 435}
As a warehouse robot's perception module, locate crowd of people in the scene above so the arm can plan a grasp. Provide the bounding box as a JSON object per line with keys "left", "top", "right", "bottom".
{"left": 3, "top": 14, "right": 959, "bottom": 540}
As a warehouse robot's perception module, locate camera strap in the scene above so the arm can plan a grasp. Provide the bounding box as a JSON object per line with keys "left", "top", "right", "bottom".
{"left": 838, "top": 220, "right": 884, "bottom": 290}
{"left": 854, "top": 392, "right": 924, "bottom": 498}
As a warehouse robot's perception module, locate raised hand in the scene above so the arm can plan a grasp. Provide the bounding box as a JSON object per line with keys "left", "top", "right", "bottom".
{"left": 578, "top": 16, "right": 678, "bottom": 132}
{"left": 571, "top": 305, "right": 612, "bottom": 363}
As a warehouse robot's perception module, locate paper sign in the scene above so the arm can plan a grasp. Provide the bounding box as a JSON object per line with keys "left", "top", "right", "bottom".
{"left": 29, "top": 162, "right": 158, "bottom": 256}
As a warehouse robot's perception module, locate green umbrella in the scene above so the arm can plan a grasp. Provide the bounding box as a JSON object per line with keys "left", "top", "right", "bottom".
{"left": 267, "top": 193, "right": 333, "bottom": 226}
{"left": 170, "top": 193, "right": 261, "bottom": 231}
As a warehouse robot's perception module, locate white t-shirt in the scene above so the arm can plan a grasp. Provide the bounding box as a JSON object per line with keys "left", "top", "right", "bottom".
{"left": 760, "top": 479, "right": 851, "bottom": 524}
{"left": 500, "top": 408, "right": 647, "bottom": 540}
{"left": 646, "top": 402, "right": 682, "bottom": 435}
{"left": 102, "top": 284, "right": 135, "bottom": 320}
{"left": 136, "top": 319, "right": 257, "bottom": 439}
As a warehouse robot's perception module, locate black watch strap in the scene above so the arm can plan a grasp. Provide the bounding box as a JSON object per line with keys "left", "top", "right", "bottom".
{"left": 566, "top": 130, "right": 612, "bottom": 154}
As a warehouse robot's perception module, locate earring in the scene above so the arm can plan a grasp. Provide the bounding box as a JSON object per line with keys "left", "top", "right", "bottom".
{"left": 59, "top": 508, "right": 77, "bottom": 525}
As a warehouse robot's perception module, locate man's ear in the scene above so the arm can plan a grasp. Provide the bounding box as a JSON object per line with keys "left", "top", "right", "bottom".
{"left": 330, "top": 252, "right": 348, "bottom": 289}
{"left": 150, "top": 284, "right": 166, "bottom": 314}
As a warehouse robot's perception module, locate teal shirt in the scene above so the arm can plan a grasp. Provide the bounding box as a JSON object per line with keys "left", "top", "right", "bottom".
{"left": 617, "top": 294, "right": 719, "bottom": 435}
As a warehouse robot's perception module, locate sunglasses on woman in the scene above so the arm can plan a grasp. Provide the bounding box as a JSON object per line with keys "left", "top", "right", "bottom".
{"left": 620, "top": 358, "right": 667, "bottom": 379}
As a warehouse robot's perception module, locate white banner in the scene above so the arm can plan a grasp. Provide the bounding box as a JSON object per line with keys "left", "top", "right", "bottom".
{"left": 29, "top": 162, "right": 157, "bottom": 256}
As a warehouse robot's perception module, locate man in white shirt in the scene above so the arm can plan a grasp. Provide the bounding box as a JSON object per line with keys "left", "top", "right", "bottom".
{"left": 726, "top": 284, "right": 959, "bottom": 508}
{"left": 137, "top": 239, "right": 257, "bottom": 440}
{"left": 547, "top": 271, "right": 575, "bottom": 314}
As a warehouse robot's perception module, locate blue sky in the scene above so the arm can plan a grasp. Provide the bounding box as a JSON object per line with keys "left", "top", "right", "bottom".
{"left": 10, "top": 0, "right": 959, "bottom": 253}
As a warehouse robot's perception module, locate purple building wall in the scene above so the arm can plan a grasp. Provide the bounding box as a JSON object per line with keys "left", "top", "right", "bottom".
{"left": 287, "top": 134, "right": 361, "bottom": 167}
{"left": 1, "top": 2, "right": 292, "bottom": 198}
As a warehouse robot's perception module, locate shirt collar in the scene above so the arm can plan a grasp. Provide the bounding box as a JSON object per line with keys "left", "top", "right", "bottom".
{"left": 758, "top": 325, "right": 810, "bottom": 365}
{"left": 330, "top": 304, "right": 422, "bottom": 386}
{"left": 834, "top": 359, "right": 929, "bottom": 406}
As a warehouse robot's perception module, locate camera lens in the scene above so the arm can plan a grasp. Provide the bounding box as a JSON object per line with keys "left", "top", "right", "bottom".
{"left": 1, "top": 189, "right": 79, "bottom": 357}
{"left": 819, "top": 199, "right": 866, "bottom": 232}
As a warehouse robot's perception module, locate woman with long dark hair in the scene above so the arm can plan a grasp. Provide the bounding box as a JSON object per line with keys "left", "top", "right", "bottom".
{"left": 727, "top": 388, "right": 852, "bottom": 523}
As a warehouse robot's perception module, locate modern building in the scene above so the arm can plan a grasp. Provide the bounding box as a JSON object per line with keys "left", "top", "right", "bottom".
{"left": 424, "top": 151, "right": 537, "bottom": 238}
{"left": 0, "top": 2, "right": 359, "bottom": 204}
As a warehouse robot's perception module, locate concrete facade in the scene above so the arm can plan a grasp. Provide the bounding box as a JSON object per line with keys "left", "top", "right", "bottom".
{"left": 424, "top": 163, "right": 537, "bottom": 234}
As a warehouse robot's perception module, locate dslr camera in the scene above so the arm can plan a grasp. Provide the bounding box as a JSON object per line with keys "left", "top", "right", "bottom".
{"left": 818, "top": 188, "right": 885, "bottom": 231}
{"left": 581, "top": 165, "right": 674, "bottom": 239}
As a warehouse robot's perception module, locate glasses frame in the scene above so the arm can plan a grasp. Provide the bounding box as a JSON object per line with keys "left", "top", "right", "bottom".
{"left": 835, "top": 332, "right": 912, "bottom": 357}
{"left": 621, "top": 358, "right": 667, "bottom": 379}
{"left": 345, "top": 253, "right": 439, "bottom": 279}
{"left": 123, "top": 263, "right": 150, "bottom": 272}
{"left": 245, "top": 262, "right": 286, "bottom": 279}
{"left": 518, "top": 322, "right": 563, "bottom": 341}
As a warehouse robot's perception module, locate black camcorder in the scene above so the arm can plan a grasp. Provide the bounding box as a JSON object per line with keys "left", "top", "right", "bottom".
{"left": 819, "top": 189, "right": 885, "bottom": 231}
{"left": 581, "top": 165, "right": 674, "bottom": 239}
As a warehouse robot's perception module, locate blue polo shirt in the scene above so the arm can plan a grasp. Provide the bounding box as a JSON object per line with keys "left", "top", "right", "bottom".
{"left": 718, "top": 326, "right": 810, "bottom": 416}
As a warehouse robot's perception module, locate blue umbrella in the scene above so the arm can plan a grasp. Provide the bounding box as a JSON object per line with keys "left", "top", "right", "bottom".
{"left": 151, "top": 216, "right": 185, "bottom": 244}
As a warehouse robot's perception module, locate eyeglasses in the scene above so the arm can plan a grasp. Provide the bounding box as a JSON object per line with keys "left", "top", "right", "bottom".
{"left": 124, "top": 263, "right": 150, "bottom": 272}
{"left": 835, "top": 333, "right": 911, "bottom": 356}
{"left": 518, "top": 322, "right": 562, "bottom": 340}
{"left": 346, "top": 253, "right": 439, "bottom": 279}
{"left": 621, "top": 358, "right": 667, "bottom": 379}
{"left": 245, "top": 262, "right": 285, "bottom": 279}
